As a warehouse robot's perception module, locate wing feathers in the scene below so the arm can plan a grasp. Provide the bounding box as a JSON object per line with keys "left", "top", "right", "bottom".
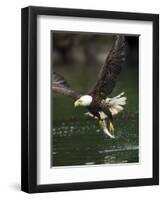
{"left": 52, "top": 72, "right": 80, "bottom": 100}
{"left": 53, "top": 72, "right": 70, "bottom": 88}
{"left": 90, "top": 35, "right": 126, "bottom": 100}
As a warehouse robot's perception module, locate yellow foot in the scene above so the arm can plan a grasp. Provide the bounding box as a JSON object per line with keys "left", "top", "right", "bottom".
{"left": 109, "top": 122, "right": 115, "bottom": 133}
{"left": 99, "top": 119, "right": 104, "bottom": 129}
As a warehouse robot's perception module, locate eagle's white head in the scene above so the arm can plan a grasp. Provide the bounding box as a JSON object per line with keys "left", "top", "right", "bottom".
{"left": 74, "top": 95, "right": 92, "bottom": 107}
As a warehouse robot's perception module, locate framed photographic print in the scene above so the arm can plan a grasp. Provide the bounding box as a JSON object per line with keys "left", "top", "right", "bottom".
{"left": 21, "top": 6, "right": 159, "bottom": 193}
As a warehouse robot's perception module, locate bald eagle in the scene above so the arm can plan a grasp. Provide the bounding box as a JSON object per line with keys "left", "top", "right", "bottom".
{"left": 53, "top": 35, "right": 127, "bottom": 138}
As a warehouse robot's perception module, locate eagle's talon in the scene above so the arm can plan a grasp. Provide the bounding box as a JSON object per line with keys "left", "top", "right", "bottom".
{"left": 99, "top": 120, "right": 104, "bottom": 129}
{"left": 109, "top": 122, "right": 115, "bottom": 133}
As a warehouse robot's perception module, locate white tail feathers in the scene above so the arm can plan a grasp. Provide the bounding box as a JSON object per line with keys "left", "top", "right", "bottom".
{"left": 106, "top": 92, "right": 127, "bottom": 116}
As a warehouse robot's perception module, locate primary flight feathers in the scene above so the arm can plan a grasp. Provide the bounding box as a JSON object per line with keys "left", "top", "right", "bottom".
{"left": 52, "top": 72, "right": 80, "bottom": 100}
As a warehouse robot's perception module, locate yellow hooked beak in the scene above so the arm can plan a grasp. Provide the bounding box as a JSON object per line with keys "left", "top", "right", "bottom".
{"left": 74, "top": 100, "right": 81, "bottom": 107}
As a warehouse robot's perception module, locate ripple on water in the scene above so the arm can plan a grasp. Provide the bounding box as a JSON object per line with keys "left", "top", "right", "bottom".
{"left": 52, "top": 118, "right": 139, "bottom": 166}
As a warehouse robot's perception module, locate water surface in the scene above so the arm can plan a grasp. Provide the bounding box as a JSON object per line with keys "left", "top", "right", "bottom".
{"left": 52, "top": 113, "right": 139, "bottom": 166}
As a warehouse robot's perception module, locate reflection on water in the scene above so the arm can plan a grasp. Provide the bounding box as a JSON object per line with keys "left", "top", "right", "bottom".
{"left": 52, "top": 114, "right": 139, "bottom": 166}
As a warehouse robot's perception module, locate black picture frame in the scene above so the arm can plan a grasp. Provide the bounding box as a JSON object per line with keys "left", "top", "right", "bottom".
{"left": 21, "top": 6, "right": 159, "bottom": 193}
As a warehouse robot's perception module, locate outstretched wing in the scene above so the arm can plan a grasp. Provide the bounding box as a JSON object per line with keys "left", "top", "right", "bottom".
{"left": 89, "top": 35, "right": 126, "bottom": 100}
{"left": 52, "top": 72, "right": 80, "bottom": 100}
